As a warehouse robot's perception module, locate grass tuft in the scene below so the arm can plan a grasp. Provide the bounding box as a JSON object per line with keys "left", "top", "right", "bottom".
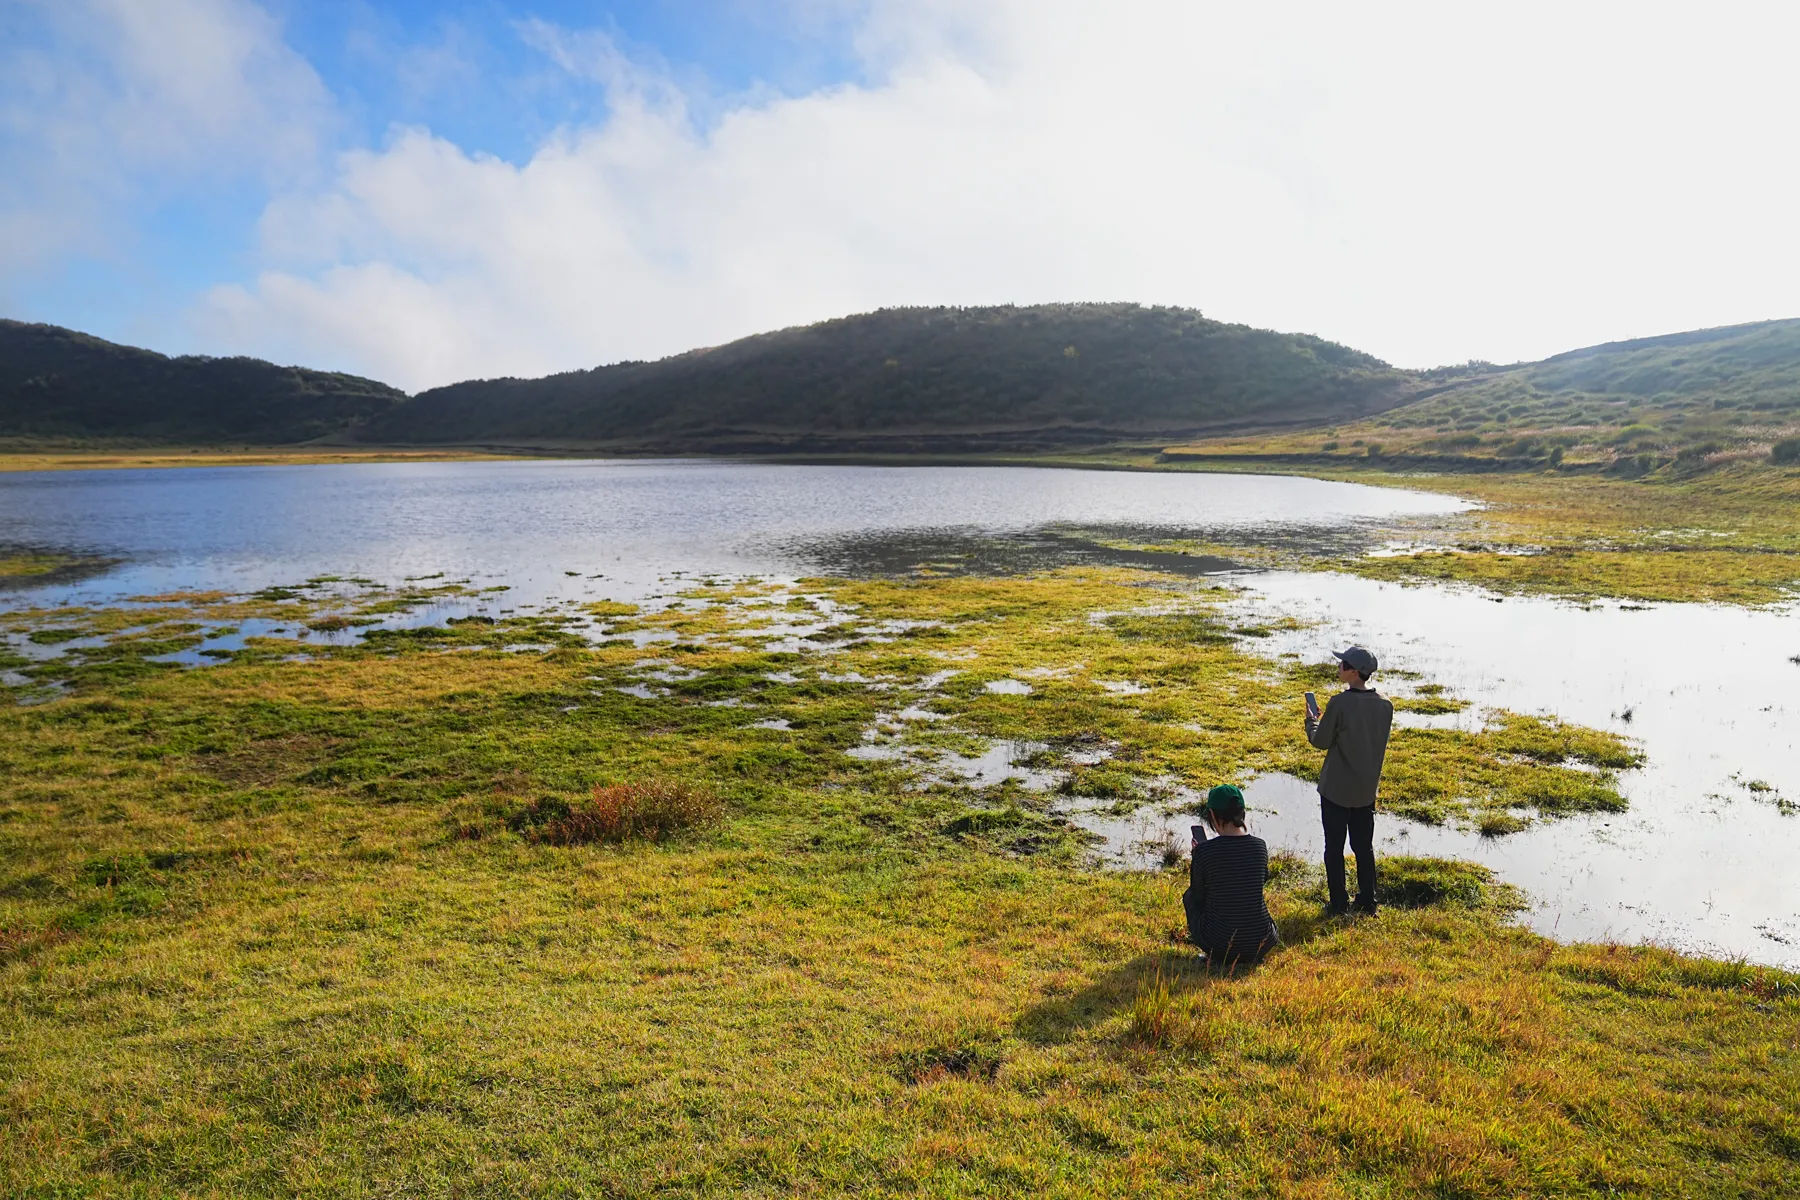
{"left": 891, "top": 1023, "right": 1006, "bottom": 1085}
{"left": 1374, "top": 856, "right": 1505, "bottom": 909}
{"left": 508, "top": 780, "right": 723, "bottom": 845}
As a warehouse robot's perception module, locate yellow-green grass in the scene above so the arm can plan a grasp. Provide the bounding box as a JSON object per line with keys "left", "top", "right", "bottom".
{"left": 0, "top": 550, "right": 100, "bottom": 580}
{"left": 1326, "top": 466, "right": 1800, "bottom": 605}
{"left": 7, "top": 569, "right": 1795, "bottom": 1196}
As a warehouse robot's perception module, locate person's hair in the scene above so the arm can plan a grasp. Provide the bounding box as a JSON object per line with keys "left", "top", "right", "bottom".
{"left": 1342, "top": 663, "right": 1372, "bottom": 684}
{"left": 1205, "top": 798, "right": 1247, "bottom": 829}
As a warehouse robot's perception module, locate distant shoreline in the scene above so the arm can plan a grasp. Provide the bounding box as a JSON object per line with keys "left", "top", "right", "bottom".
{"left": 0, "top": 447, "right": 525, "bottom": 472}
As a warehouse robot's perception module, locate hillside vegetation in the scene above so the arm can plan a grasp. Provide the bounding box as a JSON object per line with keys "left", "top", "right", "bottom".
{"left": 1168, "top": 318, "right": 1800, "bottom": 477}
{"left": 364, "top": 305, "right": 1414, "bottom": 452}
{"left": 7, "top": 309, "right": 1799, "bottom": 467}
{"left": 0, "top": 320, "right": 407, "bottom": 444}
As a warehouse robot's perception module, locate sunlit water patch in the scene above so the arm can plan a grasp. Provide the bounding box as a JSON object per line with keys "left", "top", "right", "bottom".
{"left": 1220, "top": 573, "right": 1800, "bottom": 965}
{"left": 0, "top": 459, "right": 1469, "bottom": 608}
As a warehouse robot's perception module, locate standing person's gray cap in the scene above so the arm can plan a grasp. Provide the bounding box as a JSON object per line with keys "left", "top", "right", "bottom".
{"left": 1333, "top": 646, "right": 1378, "bottom": 676}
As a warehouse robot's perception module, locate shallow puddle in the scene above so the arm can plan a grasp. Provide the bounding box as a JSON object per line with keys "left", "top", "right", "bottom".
{"left": 1224, "top": 573, "right": 1800, "bottom": 965}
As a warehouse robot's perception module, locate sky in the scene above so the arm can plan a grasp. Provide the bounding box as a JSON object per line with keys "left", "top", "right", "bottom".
{"left": 3, "top": 0, "right": 1799, "bottom": 393}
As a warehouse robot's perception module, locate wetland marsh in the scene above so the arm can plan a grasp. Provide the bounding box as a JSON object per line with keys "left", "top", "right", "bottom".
{"left": 5, "top": 459, "right": 1794, "bottom": 960}
{"left": 3, "top": 457, "right": 1798, "bottom": 1196}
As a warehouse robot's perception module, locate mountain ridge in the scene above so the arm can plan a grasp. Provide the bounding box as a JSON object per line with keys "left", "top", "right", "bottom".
{"left": 362, "top": 303, "right": 1415, "bottom": 452}
{"left": 0, "top": 319, "right": 407, "bottom": 444}
{"left": 3, "top": 307, "right": 1797, "bottom": 456}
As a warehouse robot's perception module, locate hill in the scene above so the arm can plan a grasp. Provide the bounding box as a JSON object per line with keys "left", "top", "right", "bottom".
{"left": 6, "top": 309, "right": 1797, "bottom": 462}
{"left": 1166, "top": 318, "right": 1800, "bottom": 476}
{"left": 0, "top": 320, "right": 407, "bottom": 444}
{"left": 1383, "top": 318, "right": 1800, "bottom": 455}
{"left": 362, "top": 304, "right": 1416, "bottom": 452}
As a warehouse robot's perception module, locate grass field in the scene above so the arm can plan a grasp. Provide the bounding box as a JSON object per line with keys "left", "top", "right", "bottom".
{"left": 4, "top": 567, "right": 1798, "bottom": 1197}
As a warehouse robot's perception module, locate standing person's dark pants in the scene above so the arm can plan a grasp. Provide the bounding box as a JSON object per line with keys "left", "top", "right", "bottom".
{"left": 1321, "top": 798, "right": 1376, "bottom": 911}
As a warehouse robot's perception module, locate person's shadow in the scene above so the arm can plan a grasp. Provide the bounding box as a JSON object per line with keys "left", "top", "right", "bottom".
{"left": 1013, "top": 949, "right": 1252, "bottom": 1045}
{"left": 1013, "top": 904, "right": 1338, "bottom": 1045}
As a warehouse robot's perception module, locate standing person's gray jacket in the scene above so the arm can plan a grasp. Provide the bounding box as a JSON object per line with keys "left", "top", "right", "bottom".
{"left": 1304, "top": 688, "right": 1394, "bottom": 807}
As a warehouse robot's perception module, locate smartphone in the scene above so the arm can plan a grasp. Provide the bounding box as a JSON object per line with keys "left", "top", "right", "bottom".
{"left": 1191, "top": 823, "right": 1206, "bottom": 845}
{"left": 1305, "top": 691, "right": 1321, "bottom": 720}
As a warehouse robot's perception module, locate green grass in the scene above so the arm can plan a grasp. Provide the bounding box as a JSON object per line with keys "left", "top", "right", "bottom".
{"left": 4, "top": 568, "right": 1796, "bottom": 1197}
{"left": 0, "top": 547, "right": 119, "bottom": 583}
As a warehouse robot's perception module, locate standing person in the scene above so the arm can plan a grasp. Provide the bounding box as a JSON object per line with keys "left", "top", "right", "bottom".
{"left": 1304, "top": 646, "right": 1393, "bottom": 916}
{"left": 1183, "top": 784, "right": 1279, "bottom": 967}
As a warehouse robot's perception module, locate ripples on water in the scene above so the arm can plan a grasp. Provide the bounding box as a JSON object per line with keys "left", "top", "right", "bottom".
{"left": 0, "top": 459, "right": 1467, "bottom": 604}
{"left": 3, "top": 459, "right": 1797, "bottom": 965}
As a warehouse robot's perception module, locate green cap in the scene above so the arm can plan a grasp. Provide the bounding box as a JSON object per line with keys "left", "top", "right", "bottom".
{"left": 1204, "top": 784, "right": 1245, "bottom": 812}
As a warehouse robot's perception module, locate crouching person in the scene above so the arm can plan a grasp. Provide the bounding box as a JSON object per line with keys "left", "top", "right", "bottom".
{"left": 1183, "top": 784, "right": 1279, "bottom": 968}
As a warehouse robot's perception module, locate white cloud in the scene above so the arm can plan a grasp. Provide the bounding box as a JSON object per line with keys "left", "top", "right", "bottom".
{"left": 0, "top": 0, "right": 330, "bottom": 275}
{"left": 201, "top": 0, "right": 1800, "bottom": 390}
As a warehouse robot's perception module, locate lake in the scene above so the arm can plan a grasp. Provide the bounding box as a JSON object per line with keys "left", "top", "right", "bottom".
{"left": 4, "top": 459, "right": 1796, "bottom": 966}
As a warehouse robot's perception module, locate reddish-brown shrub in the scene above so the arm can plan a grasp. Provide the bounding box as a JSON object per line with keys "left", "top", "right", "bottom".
{"left": 510, "top": 781, "right": 722, "bottom": 845}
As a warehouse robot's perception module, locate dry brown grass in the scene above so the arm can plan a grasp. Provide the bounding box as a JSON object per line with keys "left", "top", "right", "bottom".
{"left": 511, "top": 780, "right": 725, "bottom": 844}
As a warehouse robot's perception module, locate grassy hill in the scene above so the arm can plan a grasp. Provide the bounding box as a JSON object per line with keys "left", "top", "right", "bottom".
{"left": 362, "top": 304, "right": 1416, "bottom": 452}
{"left": 1167, "top": 318, "right": 1800, "bottom": 476}
{"left": 0, "top": 320, "right": 408, "bottom": 445}
{"left": 7, "top": 308, "right": 1798, "bottom": 465}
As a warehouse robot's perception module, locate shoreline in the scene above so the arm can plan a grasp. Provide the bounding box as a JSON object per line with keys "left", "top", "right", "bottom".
{"left": 5, "top": 444, "right": 1796, "bottom": 607}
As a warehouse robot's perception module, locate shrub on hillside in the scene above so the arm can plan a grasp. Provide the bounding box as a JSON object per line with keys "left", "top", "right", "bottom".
{"left": 1773, "top": 436, "right": 1800, "bottom": 465}
{"left": 508, "top": 781, "right": 722, "bottom": 844}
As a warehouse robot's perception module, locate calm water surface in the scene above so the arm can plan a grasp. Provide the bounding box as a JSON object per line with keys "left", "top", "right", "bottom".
{"left": 0, "top": 459, "right": 1464, "bottom": 602}
{"left": 4, "top": 460, "right": 1796, "bottom": 965}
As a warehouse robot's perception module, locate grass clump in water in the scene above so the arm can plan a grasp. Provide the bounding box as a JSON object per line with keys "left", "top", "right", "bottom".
{"left": 1059, "top": 763, "right": 1139, "bottom": 799}
{"left": 1372, "top": 855, "right": 1512, "bottom": 909}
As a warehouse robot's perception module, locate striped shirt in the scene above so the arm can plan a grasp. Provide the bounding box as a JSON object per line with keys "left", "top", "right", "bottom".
{"left": 1185, "top": 834, "right": 1277, "bottom": 962}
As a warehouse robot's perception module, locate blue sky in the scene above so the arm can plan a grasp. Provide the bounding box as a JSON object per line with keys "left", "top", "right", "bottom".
{"left": 4, "top": 2, "right": 1799, "bottom": 391}
{"left": 274, "top": 1, "right": 869, "bottom": 159}
{"left": 2, "top": 1, "right": 873, "bottom": 358}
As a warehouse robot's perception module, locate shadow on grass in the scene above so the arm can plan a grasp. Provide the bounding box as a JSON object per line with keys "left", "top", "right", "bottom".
{"left": 1016, "top": 942, "right": 1301, "bottom": 1045}
{"left": 1016, "top": 951, "right": 1210, "bottom": 1045}
{"left": 1016, "top": 897, "right": 1355, "bottom": 1046}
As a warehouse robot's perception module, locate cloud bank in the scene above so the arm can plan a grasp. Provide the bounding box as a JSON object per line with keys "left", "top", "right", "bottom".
{"left": 0, "top": 0, "right": 329, "bottom": 275}
{"left": 11, "top": 2, "right": 1800, "bottom": 391}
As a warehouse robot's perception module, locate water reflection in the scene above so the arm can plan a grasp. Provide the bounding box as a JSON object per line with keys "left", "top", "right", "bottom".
{"left": 1223, "top": 573, "right": 1800, "bottom": 965}
{"left": 0, "top": 459, "right": 1467, "bottom": 606}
